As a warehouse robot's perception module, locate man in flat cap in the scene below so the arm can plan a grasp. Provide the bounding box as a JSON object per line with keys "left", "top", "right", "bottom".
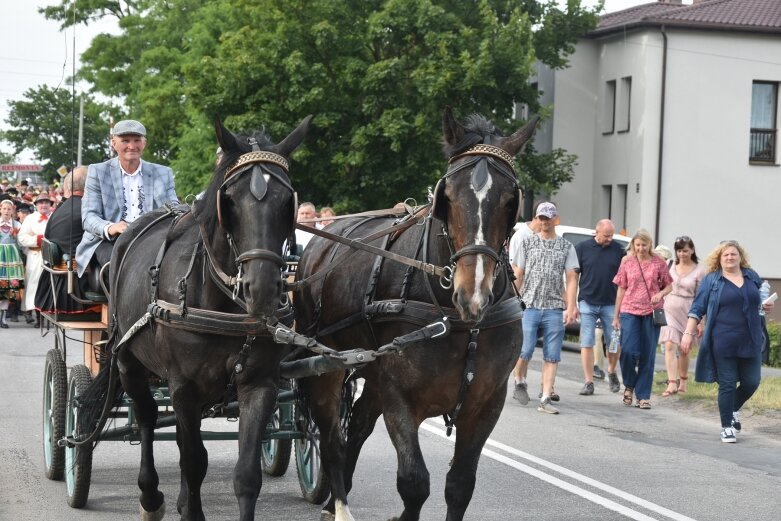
{"left": 76, "top": 119, "right": 179, "bottom": 277}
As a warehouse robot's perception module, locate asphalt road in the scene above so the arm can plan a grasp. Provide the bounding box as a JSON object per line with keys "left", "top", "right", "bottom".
{"left": 1, "top": 320, "right": 780, "bottom": 521}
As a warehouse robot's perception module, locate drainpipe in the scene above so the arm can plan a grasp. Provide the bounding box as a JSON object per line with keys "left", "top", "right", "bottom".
{"left": 654, "top": 26, "right": 668, "bottom": 245}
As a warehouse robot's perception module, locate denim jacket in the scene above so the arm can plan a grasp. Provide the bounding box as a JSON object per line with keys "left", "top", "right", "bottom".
{"left": 688, "top": 268, "right": 764, "bottom": 383}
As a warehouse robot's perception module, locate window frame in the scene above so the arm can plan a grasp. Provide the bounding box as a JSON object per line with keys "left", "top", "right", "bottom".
{"left": 749, "top": 80, "right": 778, "bottom": 165}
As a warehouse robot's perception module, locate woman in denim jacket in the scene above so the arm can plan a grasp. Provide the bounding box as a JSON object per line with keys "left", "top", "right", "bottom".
{"left": 680, "top": 241, "right": 774, "bottom": 443}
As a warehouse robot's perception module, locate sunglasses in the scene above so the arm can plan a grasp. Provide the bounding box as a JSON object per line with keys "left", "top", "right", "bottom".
{"left": 675, "top": 235, "right": 691, "bottom": 242}
{"left": 720, "top": 240, "right": 740, "bottom": 246}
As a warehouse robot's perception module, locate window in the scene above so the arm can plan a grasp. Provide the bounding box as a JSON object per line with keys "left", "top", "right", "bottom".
{"left": 750, "top": 81, "right": 778, "bottom": 163}
{"left": 617, "top": 76, "right": 632, "bottom": 133}
{"left": 603, "top": 80, "right": 616, "bottom": 134}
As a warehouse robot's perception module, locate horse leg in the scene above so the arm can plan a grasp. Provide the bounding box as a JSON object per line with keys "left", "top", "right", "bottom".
{"left": 118, "top": 357, "right": 165, "bottom": 521}
{"left": 383, "top": 402, "right": 429, "bottom": 521}
{"left": 233, "top": 380, "right": 276, "bottom": 521}
{"left": 305, "top": 372, "right": 355, "bottom": 521}
{"left": 322, "top": 384, "right": 383, "bottom": 516}
{"left": 444, "top": 386, "right": 505, "bottom": 521}
{"left": 171, "top": 382, "right": 207, "bottom": 521}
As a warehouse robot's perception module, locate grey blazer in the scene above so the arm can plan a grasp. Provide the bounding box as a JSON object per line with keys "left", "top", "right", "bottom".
{"left": 76, "top": 158, "right": 179, "bottom": 275}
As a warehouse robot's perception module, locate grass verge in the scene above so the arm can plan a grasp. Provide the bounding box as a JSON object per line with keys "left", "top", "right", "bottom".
{"left": 654, "top": 371, "right": 781, "bottom": 412}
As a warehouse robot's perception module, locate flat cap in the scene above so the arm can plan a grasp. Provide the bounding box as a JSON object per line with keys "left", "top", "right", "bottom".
{"left": 112, "top": 119, "right": 147, "bottom": 137}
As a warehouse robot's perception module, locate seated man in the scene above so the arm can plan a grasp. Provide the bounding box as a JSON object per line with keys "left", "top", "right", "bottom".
{"left": 35, "top": 167, "right": 99, "bottom": 314}
{"left": 76, "top": 119, "right": 179, "bottom": 278}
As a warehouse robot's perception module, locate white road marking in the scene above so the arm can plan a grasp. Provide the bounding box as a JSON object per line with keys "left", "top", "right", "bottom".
{"left": 420, "top": 418, "right": 699, "bottom": 521}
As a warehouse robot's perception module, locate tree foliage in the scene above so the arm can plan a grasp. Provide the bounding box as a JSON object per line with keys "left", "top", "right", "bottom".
{"left": 38, "top": 0, "right": 600, "bottom": 206}
{"left": 1, "top": 86, "right": 115, "bottom": 180}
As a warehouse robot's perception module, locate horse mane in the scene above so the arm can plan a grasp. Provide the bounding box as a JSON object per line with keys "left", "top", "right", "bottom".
{"left": 195, "top": 128, "right": 275, "bottom": 238}
{"left": 442, "top": 114, "right": 505, "bottom": 159}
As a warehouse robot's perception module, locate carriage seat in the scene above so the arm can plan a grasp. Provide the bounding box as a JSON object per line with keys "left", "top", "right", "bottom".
{"left": 40, "top": 238, "right": 107, "bottom": 303}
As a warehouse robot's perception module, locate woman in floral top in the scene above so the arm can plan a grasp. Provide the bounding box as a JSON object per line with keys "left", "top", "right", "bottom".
{"left": 612, "top": 229, "right": 674, "bottom": 409}
{"left": 0, "top": 199, "right": 25, "bottom": 328}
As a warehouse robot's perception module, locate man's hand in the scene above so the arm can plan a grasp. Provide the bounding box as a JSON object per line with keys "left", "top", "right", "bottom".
{"left": 108, "top": 221, "right": 128, "bottom": 237}
{"left": 564, "top": 307, "right": 579, "bottom": 326}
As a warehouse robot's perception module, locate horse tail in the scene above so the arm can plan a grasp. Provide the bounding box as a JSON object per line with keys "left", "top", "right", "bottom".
{"left": 75, "top": 333, "right": 125, "bottom": 449}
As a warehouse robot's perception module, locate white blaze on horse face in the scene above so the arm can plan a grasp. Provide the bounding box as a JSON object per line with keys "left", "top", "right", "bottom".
{"left": 470, "top": 173, "right": 493, "bottom": 309}
{"left": 333, "top": 500, "right": 356, "bottom": 521}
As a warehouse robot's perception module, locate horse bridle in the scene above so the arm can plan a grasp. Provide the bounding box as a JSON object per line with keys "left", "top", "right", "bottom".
{"left": 431, "top": 144, "right": 521, "bottom": 288}
{"left": 204, "top": 144, "right": 296, "bottom": 302}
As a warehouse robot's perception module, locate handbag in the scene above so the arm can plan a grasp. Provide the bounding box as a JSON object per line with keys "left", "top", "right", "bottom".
{"left": 636, "top": 256, "right": 667, "bottom": 326}
{"left": 652, "top": 308, "right": 667, "bottom": 326}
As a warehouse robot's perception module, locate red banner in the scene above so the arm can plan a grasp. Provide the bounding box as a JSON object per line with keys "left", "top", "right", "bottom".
{"left": 0, "top": 164, "right": 44, "bottom": 172}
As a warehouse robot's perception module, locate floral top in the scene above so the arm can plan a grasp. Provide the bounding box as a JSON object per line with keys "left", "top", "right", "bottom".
{"left": 0, "top": 218, "right": 20, "bottom": 245}
{"left": 612, "top": 255, "right": 673, "bottom": 316}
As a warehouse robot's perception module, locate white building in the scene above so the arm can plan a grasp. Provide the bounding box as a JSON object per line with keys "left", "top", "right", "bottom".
{"left": 536, "top": 0, "right": 781, "bottom": 295}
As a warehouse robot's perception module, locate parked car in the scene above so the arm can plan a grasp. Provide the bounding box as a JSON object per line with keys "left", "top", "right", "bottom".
{"left": 511, "top": 224, "right": 631, "bottom": 336}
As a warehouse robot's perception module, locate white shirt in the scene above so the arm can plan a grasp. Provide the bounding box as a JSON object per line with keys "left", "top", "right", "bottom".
{"left": 103, "top": 164, "right": 145, "bottom": 239}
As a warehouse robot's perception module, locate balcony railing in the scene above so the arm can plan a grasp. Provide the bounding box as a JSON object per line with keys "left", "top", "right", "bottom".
{"left": 749, "top": 128, "right": 776, "bottom": 162}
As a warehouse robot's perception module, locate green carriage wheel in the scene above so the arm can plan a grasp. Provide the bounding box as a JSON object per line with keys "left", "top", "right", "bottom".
{"left": 294, "top": 408, "right": 330, "bottom": 504}
{"left": 65, "top": 364, "right": 94, "bottom": 508}
{"left": 43, "top": 349, "right": 67, "bottom": 480}
{"left": 261, "top": 404, "right": 292, "bottom": 477}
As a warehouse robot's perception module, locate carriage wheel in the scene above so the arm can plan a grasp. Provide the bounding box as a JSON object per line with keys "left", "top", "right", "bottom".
{"left": 43, "top": 349, "right": 67, "bottom": 480}
{"left": 294, "top": 406, "right": 330, "bottom": 504}
{"left": 65, "top": 364, "right": 94, "bottom": 508}
{"left": 261, "top": 403, "right": 292, "bottom": 477}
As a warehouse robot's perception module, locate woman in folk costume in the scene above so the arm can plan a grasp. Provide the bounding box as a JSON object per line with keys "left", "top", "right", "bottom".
{"left": 0, "top": 199, "right": 25, "bottom": 328}
{"left": 17, "top": 194, "right": 54, "bottom": 326}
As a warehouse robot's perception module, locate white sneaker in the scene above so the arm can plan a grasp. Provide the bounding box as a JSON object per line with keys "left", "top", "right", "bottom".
{"left": 731, "top": 411, "right": 742, "bottom": 433}
{"left": 720, "top": 427, "right": 737, "bottom": 443}
{"left": 537, "top": 397, "right": 559, "bottom": 414}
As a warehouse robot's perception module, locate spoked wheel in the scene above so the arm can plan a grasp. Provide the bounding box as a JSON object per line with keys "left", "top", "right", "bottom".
{"left": 294, "top": 405, "right": 330, "bottom": 504}
{"left": 65, "top": 364, "right": 94, "bottom": 508}
{"left": 43, "top": 349, "right": 67, "bottom": 480}
{"left": 261, "top": 402, "right": 292, "bottom": 477}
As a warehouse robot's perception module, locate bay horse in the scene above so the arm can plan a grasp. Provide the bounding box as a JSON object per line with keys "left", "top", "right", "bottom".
{"left": 294, "top": 107, "right": 539, "bottom": 521}
{"left": 76, "top": 115, "right": 311, "bottom": 520}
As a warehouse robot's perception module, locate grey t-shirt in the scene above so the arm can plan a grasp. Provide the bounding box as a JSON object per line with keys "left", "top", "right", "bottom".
{"left": 514, "top": 234, "right": 579, "bottom": 309}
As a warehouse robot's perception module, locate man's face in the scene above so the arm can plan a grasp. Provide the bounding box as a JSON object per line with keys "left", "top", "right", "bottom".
{"left": 112, "top": 134, "right": 146, "bottom": 164}
{"left": 35, "top": 200, "right": 53, "bottom": 216}
{"left": 297, "top": 205, "right": 317, "bottom": 228}
{"left": 537, "top": 215, "right": 555, "bottom": 232}
{"left": 594, "top": 225, "right": 615, "bottom": 246}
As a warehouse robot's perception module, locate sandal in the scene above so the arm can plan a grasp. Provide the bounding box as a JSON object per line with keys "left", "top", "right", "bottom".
{"left": 637, "top": 400, "right": 651, "bottom": 409}
{"left": 662, "top": 380, "right": 679, "bottom": 397}
{"left": 623, "top": 388, "right": 634, "bottom": 406}
{"left": 678, "top": 375, "right": 688, "bottom": 393}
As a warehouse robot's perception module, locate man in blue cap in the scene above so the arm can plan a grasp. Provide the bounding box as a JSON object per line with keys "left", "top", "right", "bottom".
{"left": 76, "top": 119, "right": 179, "bottom": 276}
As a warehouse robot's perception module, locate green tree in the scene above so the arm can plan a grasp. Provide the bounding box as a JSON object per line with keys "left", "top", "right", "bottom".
{"left": 1, "top": 86, "right": 115, "bottom": 180}
{"left": 43, "top": 0, "right": 600, "bottom": 204}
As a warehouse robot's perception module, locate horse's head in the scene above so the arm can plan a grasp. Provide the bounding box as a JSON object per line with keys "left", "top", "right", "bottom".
{"left": 436, "top": 107, "right": 539, "bottom": 323}
{"left": 194, "top": 115, "right": 311, "bottom": 318}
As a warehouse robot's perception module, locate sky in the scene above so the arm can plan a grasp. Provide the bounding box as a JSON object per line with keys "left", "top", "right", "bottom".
{"left": 0, "top": 0, "right": 658, "bottom": 162}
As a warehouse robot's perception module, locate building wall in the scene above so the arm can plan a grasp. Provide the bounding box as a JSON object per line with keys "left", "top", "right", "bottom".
{"left": 551, "top": 28, "right": 781, "bottom": 283}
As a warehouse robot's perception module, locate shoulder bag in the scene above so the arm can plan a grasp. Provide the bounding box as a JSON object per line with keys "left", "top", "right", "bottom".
{"left": 637, "top": 256, "right": 667, "bottom": 326}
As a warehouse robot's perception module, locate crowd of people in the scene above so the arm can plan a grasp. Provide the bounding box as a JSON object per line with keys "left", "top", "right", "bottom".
{"left": 509, "top": 203, "right": 774, "bottom": 442}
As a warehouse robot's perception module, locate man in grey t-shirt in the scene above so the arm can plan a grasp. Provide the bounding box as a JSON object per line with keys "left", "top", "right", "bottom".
{"left": 509, "top": 202, "right": 579, "bottom": 414}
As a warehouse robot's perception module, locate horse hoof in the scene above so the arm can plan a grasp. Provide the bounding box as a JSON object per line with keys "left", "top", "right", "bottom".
{"left": 140, "top": 501, "right": 166, "bottom": 521}
{"left": 320, "top": 510, "right": 335, "bottom": 521}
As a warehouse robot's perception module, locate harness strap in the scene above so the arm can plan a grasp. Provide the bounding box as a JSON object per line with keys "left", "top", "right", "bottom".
{"left": 443, "top": 328, "right": 479, "bottom": 437}
{"left": 293, "top": 218, "right": 445, "bottom": 277}
{"left": 291, "top": 207, "right": 431, "bottom": 291}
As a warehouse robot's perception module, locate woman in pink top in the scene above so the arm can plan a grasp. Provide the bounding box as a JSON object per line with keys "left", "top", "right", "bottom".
{"left": 612, "top": 229, "right": 673, "bottom": 408}
{"left": 659, "top": 236, "right": 705, "bottom": 396}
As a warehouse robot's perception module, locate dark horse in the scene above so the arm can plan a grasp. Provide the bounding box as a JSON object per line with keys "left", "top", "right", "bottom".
{"left": 77, "top": 115, "right": 311, "bottom": 520}
{"left": 295, "top": 107, "right": 539, "bottom": 521}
